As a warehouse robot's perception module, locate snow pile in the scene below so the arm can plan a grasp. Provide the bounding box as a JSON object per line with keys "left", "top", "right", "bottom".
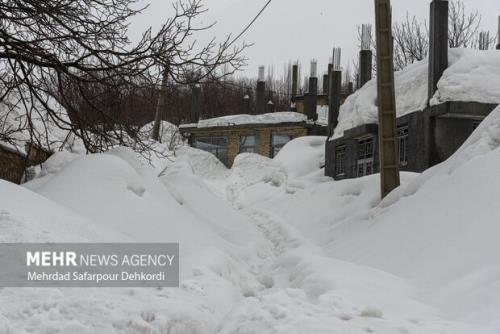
{"left": 181, "top": 111, "right": 307, "bottom": 129}
{"left": 334, "top": 48, "right": 500, "bottom": 139}
{"left": 255, "top": 105, "right": 500, "bottom": 330}
{"left": 0, "top": 146, "right": 278, "bottom": 332}
{"left": 432, "top": 49, "right": 500, "bottom": 106}
{"left": 333, "top": 58, "right": 428, "bottom": 138}
{"left": 274, "top": 136, "right": 326, "bottom": 178}
{"left": 139, "top": 120, "right": 183, "bottom": 148}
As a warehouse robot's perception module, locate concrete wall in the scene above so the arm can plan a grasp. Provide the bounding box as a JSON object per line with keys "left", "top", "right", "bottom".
{"left": 325, "top": 102, "right": 498, "bottom": 180}
{"left": 190, "top": 126, "right": 308, "bottom": 167}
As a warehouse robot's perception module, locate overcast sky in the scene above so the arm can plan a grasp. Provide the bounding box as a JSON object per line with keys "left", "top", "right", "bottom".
{"left": 131, "top": 0, "right": 499, "bottom": 78}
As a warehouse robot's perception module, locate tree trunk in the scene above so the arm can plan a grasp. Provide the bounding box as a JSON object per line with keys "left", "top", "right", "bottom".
{"left": 151, "top": 66, "right": 169, "bottom": 142}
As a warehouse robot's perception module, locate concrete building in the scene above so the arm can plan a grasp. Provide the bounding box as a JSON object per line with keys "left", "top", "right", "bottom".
{"left": 325, "top": 1, "right": 499, "bottom": 180}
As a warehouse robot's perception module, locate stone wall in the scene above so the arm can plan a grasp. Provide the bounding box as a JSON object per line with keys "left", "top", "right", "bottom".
{"left": 191, "top": 126, "right": 308, "bottom": 167}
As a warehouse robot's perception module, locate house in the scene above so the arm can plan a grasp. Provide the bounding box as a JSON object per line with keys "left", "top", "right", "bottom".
{"left": 325, "top": 48, "right": 500, "bottom": 179}
{"left": 179, "top": 112, "right": 319, "bottom": 167}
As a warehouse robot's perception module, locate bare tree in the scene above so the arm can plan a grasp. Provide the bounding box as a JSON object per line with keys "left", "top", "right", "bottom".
{"left": 0, "top": 0, "right": 248, "bottom": 153}
{"left": 393, "top": 14, "right": 429, "bottom": 70}
{"left": 448, "top": 0, "right": 481, "bottom": 48}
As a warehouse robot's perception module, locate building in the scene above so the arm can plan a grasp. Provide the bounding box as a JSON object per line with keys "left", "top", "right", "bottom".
{"left": 325, "top": 48, "right": 500, "bottom": 179}
{"left": 180, "top": 112, "right": 319, "bottom": 167}
{"left": 0, "top": 142, "right": 52, "bottom": 184}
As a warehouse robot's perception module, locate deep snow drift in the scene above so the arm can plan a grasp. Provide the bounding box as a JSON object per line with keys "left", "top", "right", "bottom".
{"left": 1, "top": 108, "right": 500, "bottom": 333}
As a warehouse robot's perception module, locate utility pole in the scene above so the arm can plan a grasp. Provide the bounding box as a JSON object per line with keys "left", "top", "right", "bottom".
{"left": 152, "top": 64, "right": 169, "bottom": 142}
{"left": 374, "top": 0, "right": 400, "bottom": 198}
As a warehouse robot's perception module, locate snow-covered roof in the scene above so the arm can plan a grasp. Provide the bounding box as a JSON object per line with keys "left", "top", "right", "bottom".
{"left": 180, "top": 111, "right": 308, "bottom": 130}
{"left": 333, "top": 48, "right": 500, "bottom": 139}
{"left": 0, "top": 95, "right": 80, "bottom": 154}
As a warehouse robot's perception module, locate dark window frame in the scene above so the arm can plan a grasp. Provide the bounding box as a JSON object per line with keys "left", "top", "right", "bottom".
{"left": 271, "top": 133, "right": 294, "bottom": 158}
{"left": 335, "top": 145, "right": 347, "bottom": 176}
{"left": 357, "top": 136, "right": 375, "bottom": 177}
{"left": 397, "top": 125, "right": 409, "bottom": 167}
{"left": 239, "top": 134, "right": 258, "bottom": 154}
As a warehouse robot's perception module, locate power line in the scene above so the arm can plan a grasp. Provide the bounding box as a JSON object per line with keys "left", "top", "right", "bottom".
{"left": 227, "top": 0, "right": 272, "bottom": 48}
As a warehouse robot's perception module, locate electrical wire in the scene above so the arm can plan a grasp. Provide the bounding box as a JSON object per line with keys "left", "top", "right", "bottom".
{"left": 227, "top": 0, "right": 272, "bottom": 48}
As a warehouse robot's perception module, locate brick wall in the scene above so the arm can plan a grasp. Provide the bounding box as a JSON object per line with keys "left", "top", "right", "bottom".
{"left": 192, "top": 126, "right": 308, "bottom": 166}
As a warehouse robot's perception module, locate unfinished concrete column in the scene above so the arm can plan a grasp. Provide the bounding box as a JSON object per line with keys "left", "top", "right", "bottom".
{"left": 190, "top": 84, "right": 201, "bottom": 123}
{"left": 497, "top": 16, "right": 500, "bottom": 50}
{"left": 323, "top": 63, "right": 333, "bottom": 95}
{"left": 428, "top": 0, "right": 449, "bottom": 101}
{"left": 328, "top": 48, "right": 342, "bottom": 137}
{"left": 305, "top": 60, "right": 318, "bottom": 121}
{"left": 291, "top": 64, "right": 299, "bottom": 98}
{"left": 256, "top": 66, "right": 266, "bottom": 114}
{"left": 359, "top": 24, "right": 373, "bottom": 88}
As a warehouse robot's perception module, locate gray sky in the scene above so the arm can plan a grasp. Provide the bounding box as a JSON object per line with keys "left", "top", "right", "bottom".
{"left": 131, "top": 0, "right": 500, "bottom": 78}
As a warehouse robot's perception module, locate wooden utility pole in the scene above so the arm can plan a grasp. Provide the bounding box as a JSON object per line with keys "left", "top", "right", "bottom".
{"left": 374, "top": 0, "right": 400, "bottom": 198}
{"left": 152, "top": 65, "right": 170, "bottom": 142}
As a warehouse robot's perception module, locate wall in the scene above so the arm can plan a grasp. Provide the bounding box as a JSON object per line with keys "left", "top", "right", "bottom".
{"left": 325, "top": 102, "right": 499, "bottom": 180}
{"left": 0, "top": 146, "right": 27, "bottom": 184}
{"left": 191, "top": 126, "right": 308, "bottom": 167}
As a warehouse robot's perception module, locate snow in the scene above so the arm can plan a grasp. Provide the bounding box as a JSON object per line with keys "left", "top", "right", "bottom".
{"left": 0, "top": 96, "right": 84, "bottom": 154}
{"left": 274, "top": 136, "right": 326, "bottom": 178}
{"left": 2, "top": 106, "right": 500, "bottom": 332}
{"left": 431, "top": 49, "right": 500, "bottom": 106}
{"left": 180, "top": 111, "right": 307, "bottom": 129}
{"left": 139, "top": 121, "right": 183, "bottom": 149}
{"left": 334, "top": 48, "right": 500, "bottom": 139}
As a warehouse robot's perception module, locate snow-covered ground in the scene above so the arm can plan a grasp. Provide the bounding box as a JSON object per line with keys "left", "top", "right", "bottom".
{"left": 2, "top": 107, "right": 500, "bottom": 333}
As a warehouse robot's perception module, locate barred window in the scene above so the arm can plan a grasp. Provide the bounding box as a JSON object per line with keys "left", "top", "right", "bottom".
{"left": 271, "top": 134, "right": 293, "bottom": 158}
{"left": 397, "top": 126, "right": 409, "bottom": 166}
{"left": 240, "top": 135, "right": 258, "bottom": 153}
{"left": 357, "top": 137, "right": 374, "bottom": 177}
{"left": 335, "top": 145, "right": 347, "bottom": 176}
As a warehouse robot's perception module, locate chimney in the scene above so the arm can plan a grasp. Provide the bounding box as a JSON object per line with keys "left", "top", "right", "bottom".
{"left": 359, "top": 24, "right": 373, "bottom": 88}
{"left": 256, "top": 66, "right": 266, "bottom": 114}
{"left": 305, "top": 60, "right": 318, "bottom": 121}
{"left": 428, "top": 0, "right": 449, "bottom": 101}
{"left": 328, "top": 48, "right": 342, "bottom": 137}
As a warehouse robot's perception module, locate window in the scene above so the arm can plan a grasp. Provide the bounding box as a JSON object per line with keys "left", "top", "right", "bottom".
{"left": 357, "top": 137, "right": 374, "bottom": 177}
{"left": 271, "top": 134, "right": 293, "bottom": 157}
{"left": 194, "top": 136, "right": 229, "bottom": 165}
{"left": 472, "top": 120, "right": 481, "bottom": 131}
{"left": 335, "top": 145, "right": 347, "bottom": 176}
{"left": 397, "top": 126, "right": 409, "bottom": 167}
{"left": 240, "top": 135, "right": 258, "bottom": 153}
